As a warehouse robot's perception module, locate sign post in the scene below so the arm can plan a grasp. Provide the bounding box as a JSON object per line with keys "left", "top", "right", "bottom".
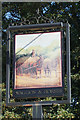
{"left": 66, "top": 23, "right": 71, "bottom": 103}
{"left": 32, "top": 104, "right": 43, "bottom": 119}
{"left": 6, "top": 22, "right": 71, "bottom": 119}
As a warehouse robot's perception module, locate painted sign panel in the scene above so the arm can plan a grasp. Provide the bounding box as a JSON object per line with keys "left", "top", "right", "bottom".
{"left": 13, "top": 32, "right": 63, "bottom": 98}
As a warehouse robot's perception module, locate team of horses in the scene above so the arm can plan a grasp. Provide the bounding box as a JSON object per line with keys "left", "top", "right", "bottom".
{"left": 16, "top": 55, "right": 60, "bottom": 78}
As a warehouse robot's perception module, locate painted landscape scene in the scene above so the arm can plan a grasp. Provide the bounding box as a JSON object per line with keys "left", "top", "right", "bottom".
{"left": 15, "top": 32, "right": 62, "bottom": 89}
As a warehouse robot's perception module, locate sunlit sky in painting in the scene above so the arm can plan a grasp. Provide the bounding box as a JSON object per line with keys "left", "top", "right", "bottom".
{"left": 15, "top": 32, "right": 61, "bottom": 51}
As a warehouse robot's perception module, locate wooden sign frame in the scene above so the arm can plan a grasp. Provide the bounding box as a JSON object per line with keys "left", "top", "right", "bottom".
{"left": 6, "top": 22, "right": 71, "bottom": 106}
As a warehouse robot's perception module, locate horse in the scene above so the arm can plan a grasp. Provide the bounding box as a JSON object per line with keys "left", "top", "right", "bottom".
{"left": 27, "top": 56, "right": 43, "bottom": 78}
{"left": 43, "top": 58, "right": 52, "bottom": 77}
{"left": 52, "top": 57, "right": 60, "bottom": 77}
{"left": 20, "top": 56, "right": 43, "bottom": 78}
{"left": 36, "top": 56, "right": 43, "bottom": 78}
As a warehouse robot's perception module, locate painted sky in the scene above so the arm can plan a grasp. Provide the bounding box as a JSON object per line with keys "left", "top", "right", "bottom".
{"left": 15, "top": 32, "right": 61, "bottom": 51}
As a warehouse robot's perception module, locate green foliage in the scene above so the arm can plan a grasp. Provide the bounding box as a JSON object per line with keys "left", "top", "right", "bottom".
{"left": 43, "top": 104, "right": 75, "bottom": 119}
{"left": 2, "top": 110, "right": 21, "bottom": 119}
{"left": 56, "top": 108, "right": 75, "bottom": 119}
